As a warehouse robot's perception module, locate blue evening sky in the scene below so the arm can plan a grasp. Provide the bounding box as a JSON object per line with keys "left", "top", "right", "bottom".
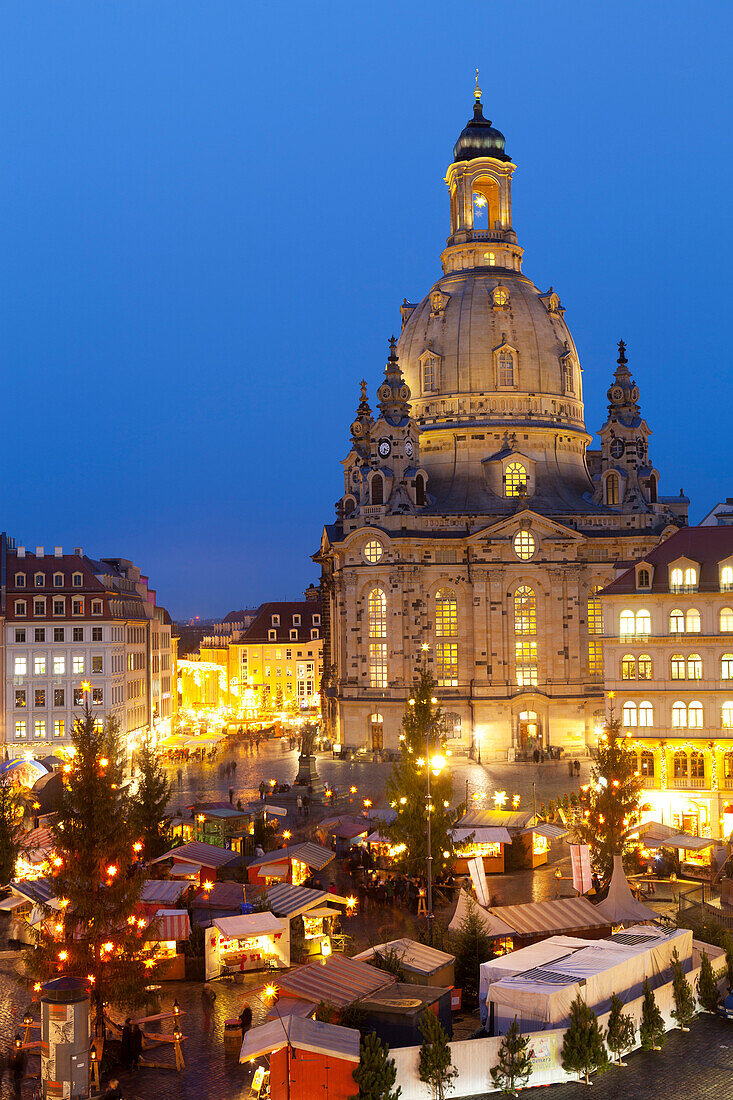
{"left": 2, "top": 2, "right": 731, "bottom": 618}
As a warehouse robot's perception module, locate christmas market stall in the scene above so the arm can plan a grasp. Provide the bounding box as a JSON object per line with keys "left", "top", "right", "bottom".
{"left": 451, "top": 810, "right": 565, "bottom": 872}
{"left": 246, "top": 842, "right": 334, "bottom": 886}
{"left": 358, "top": 983, "right": 453, "bottom": 1048}
{"left": 150, "top": 839, "right": 243, "bottom": 885}
{"left": 240, "top": 1015, "right": 360, "bottom": 1100}
{"left": 354, "top": 938, "right": 455, "bottom": 988}
{"left": 204, "top": 913, "right": 289, "bottom": 979}
{"left": 449, "top": 888, "right": 610, "bottom": 953}
{"left": 144, "top": 909, "right": 191, "bottom": 981}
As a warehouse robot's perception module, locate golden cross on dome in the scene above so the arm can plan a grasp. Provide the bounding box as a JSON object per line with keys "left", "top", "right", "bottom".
{"left": 474, "top": 68, "right": 482, "bottom": 101}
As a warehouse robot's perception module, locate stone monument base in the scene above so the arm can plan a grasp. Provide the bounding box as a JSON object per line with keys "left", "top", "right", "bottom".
{"left": 293, "top": 754, "right": 326, "bottom": 801}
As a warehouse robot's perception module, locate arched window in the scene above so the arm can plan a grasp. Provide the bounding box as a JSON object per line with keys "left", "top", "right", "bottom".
{"left": 722, "top": 654, "right": 733, "bottom": 680}
{"left": 639, "top": 701, "right": 654, "bottom": 727}
{"left": 514, "top": 586, "right": 538, "bottom": 687}
{"left": 673, "top": 751, "right": 688, "bottom": 778}
{"left": 686, "top": 608, "right": 701, "bottom": 633}
{"left": 722, "top": 566, "right": 733, "bottom": 590}
{"left": 721, "top": 608, "right": 733, "bottom": 633}
{"left": 371, "top": 474, "right": 384, "bottom": 505}
{"left": 636, "top": 610, "right": 651, "bottom": 636}
{"left": 648, "top": 474, "right": 657, "bottom": 503}
{"left": 672, "top": 701, "right": 687, "bottom": 728}
{"left": 415, "top": 474, "right": 426, "bottom": 507}
{"left": 621, "top": 654, "right": 636, "bottom": 680}
{"left": 620, "top": 610, "right": 635, "bottom": 638}
{"left": 514, "top": 587, "right": 536, "bottom": 635}
{"left": 369, "top": 713, "right": 384, "bottom": 752}
{"left": 688, "top": 701, "right": 704, "bottom": 728}
{"left": 685, "top": 567, "right": 698, "bottom": 587}
{"left": 606, "top": 473, "right": 619, "bottom": 506}
{"left": 723, "top": 702, "right": 733, "bottom": 729}
{"left": 638, "top": 569, "right": 650, "bottom": 589}
{"left": 670, "top": 654, "right": 685, "bottom": 679}
{"left": 435, "top": 588, "right": 458, "bottom": 687}
{"left": 498, "top": 350, "right": 515, "bottom": 387}
{"left": 639, "top": 750, "right": 654, "bottom": 777}
{"left": 562, "top": 358, "right": 574, "bottom": 394}
{"left": 638, "top": 654, "right": 653, "bottom": 680}
{"left": 690, "top": 751, "right": 705, "bottom": 779}
{"left": 687, "top": 654, "right": 703, "bottom": 680}
{"left": 671, "top": 568, "right": 683, "bottom": 589}
{"left": 504, "top": 462, "right": 527, "bottom": 497}
{"left": 422, "top": 356, "right": 439, "bottom": 393}
{"left": 343, "top": 497, "right": 355, "bottom": 517}
{"left": 669, "top": 608, "right": 684, "bottom": 633}
{"left": 622, "top": 701, "right": 637, "bottom": 727}
{"left": 367, "top": 588, "right": 387, "bottom": 689}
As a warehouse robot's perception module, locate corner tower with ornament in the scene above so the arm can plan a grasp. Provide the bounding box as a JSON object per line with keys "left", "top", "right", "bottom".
{"left": 316, "top": 81, "right": 689, "bottom": 759}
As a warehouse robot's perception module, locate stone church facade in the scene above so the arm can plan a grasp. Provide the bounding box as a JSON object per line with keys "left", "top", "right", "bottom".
{"left": 315, "top": 84, "right": 688, "bottom": 759}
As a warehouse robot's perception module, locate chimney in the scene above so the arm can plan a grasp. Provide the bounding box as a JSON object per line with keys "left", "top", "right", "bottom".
{"left": 36, "top": 546, "right": 44, "bottom": 558}
{"left": 74, "top": 547, "right": 83, "bottom": 557}
{"left": 54, "top": 546, "right": 63, "bottom": 558}
{"left": 17, "top": 546, "right": 25, "bottom": 558}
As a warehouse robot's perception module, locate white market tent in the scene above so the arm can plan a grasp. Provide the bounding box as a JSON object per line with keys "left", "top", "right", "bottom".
{"left": 487, "top": 924, "right": 692, "bottom": 1033}
{"left": 479, "top": 936, "right": 592, "bottom": 1024}
{"left": 594, "top": 855, "right": 659, "bottom": 924}
{"left": 213, "top": 913, "right": 285, "bottom": 938}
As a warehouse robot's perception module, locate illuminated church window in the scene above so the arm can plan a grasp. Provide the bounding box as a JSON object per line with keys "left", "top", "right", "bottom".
{"left": 505, "top": 462, "right": 527, "bottom": 497}
{"left": 498, "top": 351, "right": 514, "bottom": 387}
{"left": 606, "top": 473, "right": 619, "bottom": 506}
{"left": 368, "top": 588, "right": 387, "bottom": 689}
{"left": 513, "top": 530, "right": 535, "bottom": 560}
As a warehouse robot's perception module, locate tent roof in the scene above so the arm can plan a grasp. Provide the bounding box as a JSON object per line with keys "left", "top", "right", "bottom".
{"left": 261, "top": 883, "right": 348, "bottom": 918}
{"left": 150, "top": 840, "right": 239, "bottom": 868}
{"left": 140, "top": 880, "right": 187, "bottom": 905}
{"left": 457, "top": 809, "right": 534, "bottom": 831}
{"left": 448, "top": 889, "right": 514, "bottom": 937}
{"left": 488, "top": 896, "right": 608, "bottom": 937}
{"left": 213, "top": 913, "right": 285, "bottom": 938}
{"left": 452, "top": 826, "right": 512, "bottom": 845}
{"left": 527, "top": 822, "right": 568, "bottom": 841}
{"left": 240, "top": 1015, "right": 360, "bottom": 1063}
{"left": 353, "top": 938, "right": 455, "bottom": 977}
{"left": 276, "top": 955, "right": 394, "bottom": 1009}
{"left": 593, "top": 855, "right": 659, "bottom": 924}
{"left": 247, "top": 842, "right": 335, "bottom": 872}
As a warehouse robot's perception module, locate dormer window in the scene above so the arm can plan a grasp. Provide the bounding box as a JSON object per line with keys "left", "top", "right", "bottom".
{"left": 271, "top": 615, "right": 280, "bottom": 627}
{"left": 313, "top": 614, "right": 321, "bottom": 625}
{"left": 72, "top": 573, "right": 83, "bottom": 588}
{"left": 34, "top": 573, "right": 45, "bottom": 588}
{"left": 15, "top": 573, "right": 25, "bottom": 588}
{"left": 53, "top": 573, "right": 63, "bottom": 588}
{"left": 605, "top": 473, "right": 620, "bottom": 506}
{"left": 722, "top": 565, "right": 733, "bottom": 592}
{"left": 290, "top": 629, "right": 298, "bottom": 640}
{"left": 670, "top": 564, "right": 698, "bottom": 593}
{"left": 310, "top": 628, "right": 319, "bottom": 640}
{"left": 637, "top": 567, "right": 651, "bottom": 590}
{"left": 504, "top": 462, "right": 527, "bottom": 498}
{"left": 268, "top": 629, "right": 277, "bottom": 641}
{"left": 293, "top": 614, "right": 301, "bottom": 626}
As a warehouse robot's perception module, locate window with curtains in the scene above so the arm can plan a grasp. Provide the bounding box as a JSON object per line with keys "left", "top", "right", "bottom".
{"left": 672, "top": 702, "right": 687, "bottom": 728}
{"left": 688, "top": 701, "right": 703, "bottom": 728}
{"left": 721, "top": 608, "right": 733, "bottom": 633}
{"left": 368, "top": 588, "right": 387, "bottom": 689}
{"left": 621, "top": 655, "right": 636, "bottom": 680}
{"left": 690, "top": 751, "right": 705, "bottom": 779}
{"left": 687, "top": 654, "right": 703, "bottom": 680}
{"left": 671, "top": 654, "right": 685, "bottom": 679}
{"left": 638, "top": 654, "right": 652, "bottom": 680}
{"left": 722, "top": 654, "right": 733, "bottom": 680}
{"left": 640, "top": 750, "right": 654, "bottom": 777}
{"left": 673, "top": 751, "right": 688, "bottom": 778}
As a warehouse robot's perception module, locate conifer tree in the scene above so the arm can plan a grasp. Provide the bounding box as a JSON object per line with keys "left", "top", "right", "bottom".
{"left": 490, "top": 1017, "right": 533, "bottom": 1095}
{"left": 0, "top": 779, "right": 23, "bottom": 886}
{"left": 25, "top": 703, "right": 160, "bottom": 1019}
{"left": 572, "top": 700, "right": 642, "bottom": 880}
{"left": 418, "top": 1009, "right": 458, "bottom": 1100}
{"left": 696, "top": 947, "right": 720, "bottom": 1012}
{"left": 384, "top": 666, "right": 455, "bottom": 879}
{"left": 129, "top": 737, "right": 172, "bottom": 861}
{"left": 350, "top": 1032, "right": 401, "bottom": 1100}
{"left": 671, "top": 948, "right": 696, "bottom": 1030}
{"left": 606, "top": 993, "right": 635, "bottom": 1065}
{"left": 560, "top": 993, "right": 609, "bottom": 1084}
{"left": 639, "top": 979, "right": 665, "bottom": 1049}
{"left": 450, "top": 893, "right": 494, "bottom": 1006}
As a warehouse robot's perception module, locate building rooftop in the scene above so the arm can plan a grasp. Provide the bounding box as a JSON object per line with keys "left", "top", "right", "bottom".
{"left": 602, "top": 525, "right": 733, "bottom": 596}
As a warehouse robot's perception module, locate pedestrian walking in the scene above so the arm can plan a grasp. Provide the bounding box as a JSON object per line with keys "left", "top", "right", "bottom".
{"left": 232, "top": 760, "right": 237, "bottom": 775}
{"left": 130, "top": 1023, "right": 143, "bottom": 1070}
{"left": 101, "top": 1079, "right": 122, "bottom": 1100}
{"left": 259, "top": 781, "right": 266, "bottom": 800}
{"left": 574, "top": 759, "right": 580, "bottom": 777}
{"left": 297, "top": 795, "right": 303, "bottom": 816}
{"left": 238, "top": 1005, "right": 253, "bottom": 1036}
{"left": 120, "top": 1017, "right": 133, "bottom": 1069}
{"left": 8, "top": 1040, "right": 26, "bottom": 1099}
{"left": 568, "top": 759, "right": 574, "bottom": 778}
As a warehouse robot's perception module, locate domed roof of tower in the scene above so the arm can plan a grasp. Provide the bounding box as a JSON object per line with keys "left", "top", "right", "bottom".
{"left": 453, "top": 82, "right": 510, "bottom": 164}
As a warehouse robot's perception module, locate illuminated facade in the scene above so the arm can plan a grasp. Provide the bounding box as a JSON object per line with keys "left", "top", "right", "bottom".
{"left": 1, "top": 540, "right": 173, "bottom": 759}
{"left": 316, "top": 86, "right": 688, "bottom": 756}
{"left": 179, "top": 600, "right": 322, "bottom": 717}
{"left": 602, "top": 526, "right": 733, "bottom": 841}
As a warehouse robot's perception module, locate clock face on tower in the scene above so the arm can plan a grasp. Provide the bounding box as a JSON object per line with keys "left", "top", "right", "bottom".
{"left": 378, "top": 439, "right": 392, "bottom": 459}
{"left": 404, "top": 439, "right": 414, "bottom": 458}
{"left": 610, "top": 438, "right": 624, "bottom": 459}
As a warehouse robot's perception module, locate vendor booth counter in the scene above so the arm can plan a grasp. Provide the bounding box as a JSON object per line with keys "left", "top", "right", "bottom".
{"left": 205, "top": 913, "right": 289, "bottom": 980}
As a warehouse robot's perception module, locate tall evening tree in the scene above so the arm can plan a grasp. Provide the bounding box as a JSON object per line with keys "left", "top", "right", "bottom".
{"left": 639, "top": 979, "right": 665, "bottom": 1049}
{"left": 129, "top": 738, "right": 172, "bottom": 861}
{"left": 560, "top": 994, "right": 609, "bottom": 1084}
{"left": 572, "top": 700, "right": 642, "bottom": 880}
{"left": 25, "top": 703, "right": 160, "bottom": 1018}
{"left": 606, "top": 993, "right": 635, "bottom": 1065}
{"left": 0, "top": 779, "right": 23, "bottom": 886}
{"left": 384, "top": 666, "right": 455, "bottom": 879}
{"left": 451, "top": 893, "right": 494, "bottom": 1006}
{"left": 350, "top": 1033, "right": 401, "bottom": 1100}
{"left": 671, "top": 948, "right": 696, "bottom": 1030}
{"left": 696, "top": 947, "right": 720, "bottom": 1012}
{"left": 417, "top": 1009, "right": 457, "bottom": 1100}
{"left": 490, "top": 1017, "right": 533, "bottom": 1095}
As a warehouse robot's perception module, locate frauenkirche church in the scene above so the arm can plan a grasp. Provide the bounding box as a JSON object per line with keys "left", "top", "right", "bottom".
{"left": 316, "top": 83, "right": 688, "bottom": 759}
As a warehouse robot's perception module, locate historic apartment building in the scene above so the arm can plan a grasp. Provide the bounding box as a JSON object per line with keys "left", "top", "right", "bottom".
{"left": 316, "top": 84, "right": 689, "bottom": 758}
{"left": 1, "top": 536, "right": 173, "bottom": 760}
{"left": 180, "top": 596, "right": 322, "bottom": 716}
{"left": 601, "top": 525, "right": 733, "bottom": 841}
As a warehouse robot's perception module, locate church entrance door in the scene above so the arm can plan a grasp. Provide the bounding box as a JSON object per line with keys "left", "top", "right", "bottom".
{"left": 518, "top": 710, "right": 540, "bottom": 750}
{"left": 370, "top": 713, "right": 384, "bottom": 752}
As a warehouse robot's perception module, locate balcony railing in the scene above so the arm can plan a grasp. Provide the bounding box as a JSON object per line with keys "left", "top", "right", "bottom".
{"left": 619, "top": 633, "right": 650, "bottom": 643}
{"left": 671, "top": 777, "right": 706, "bottom": 790}
{"left": 724, "top": 777, "right": 733, "bottom": 789}
{"left": 641, "top": 777, "right": 657, "bottom": 789}
{"left": 670, "top": 584, "right": 698, "bottom": 594}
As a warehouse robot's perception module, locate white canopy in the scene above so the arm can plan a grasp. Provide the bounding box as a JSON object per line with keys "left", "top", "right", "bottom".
{"left": 448, "top": 889, "right": 513, "bottom": 937}
{"left": 452, "top": 827, "right": 512, "bottom": 845}
{"left": 213, "top": 913, "right": 285, "bottom": 938}
{"left": 479, "top": 936, "right": 592, "bottom": 1024}
{"left": 594, "top": 855, "right": 659, "bottom": 924}
{"left": 488, "top": 925, "right": 692, "bottom": 1033}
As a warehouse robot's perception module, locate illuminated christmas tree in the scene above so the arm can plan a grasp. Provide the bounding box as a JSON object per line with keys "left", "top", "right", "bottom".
{"left": 26, "top": 699, "right": 160, "bottom": 1021}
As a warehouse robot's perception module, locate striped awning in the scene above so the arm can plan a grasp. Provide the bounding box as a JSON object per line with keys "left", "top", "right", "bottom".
{"left": 149, "top": 909, "right": 191, "bottom": 941}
